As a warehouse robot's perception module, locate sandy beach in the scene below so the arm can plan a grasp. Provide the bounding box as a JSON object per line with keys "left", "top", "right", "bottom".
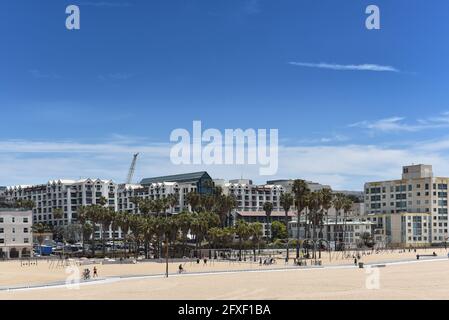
{"left": 1, "top": 248, "right": 448, "bottom": 300}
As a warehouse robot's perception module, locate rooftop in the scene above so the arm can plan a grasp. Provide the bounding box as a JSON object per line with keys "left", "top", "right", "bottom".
{"left": 140, "top": 171, "right": 211, "bottom": 185}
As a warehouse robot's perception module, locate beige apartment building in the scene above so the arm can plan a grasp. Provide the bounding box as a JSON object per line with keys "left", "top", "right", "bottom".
{"left": 0, "top": 208, "right": 33, "bottom": 259}
{"left": 365, "top": 164, "right": 449, "bottom": 245}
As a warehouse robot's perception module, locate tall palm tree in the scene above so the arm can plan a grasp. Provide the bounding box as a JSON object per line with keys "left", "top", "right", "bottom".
{"left": 186, "top": 191, "right": 201, "bottom": 213}
{"left": 280, "top": 193, "right": 294, "bottom": 261}
{"left": 52, "top": 208, "right": 65, "bottom": 256}
{"left": 234, "top": 220, "right": 251, "bottom": 261}
{"left": 129, "top": 215, "right": 144, "bottom": 258}
{"left": 263, "top": 202, "right": 274, "bottom": 241}
{"left": 99, "top": 208, "right": 113, "bottom": 256}
{"left": 176, "top": 212, "right": 193, "bottom": 256}
{"left": 249, "top": 222, "right": 264, "bottom": 259}
{"left": 31, "top": 223, "right": 51, "bottom": 255}
{"left": 82, "top": 222, "right": 94, "bottom": 255}
{"left": 292, "top": 180, "right": 310, "bottom": 258}
{"left": 332, "top": 193, "right": 345, "bottom": 250}
{"left": 117, "top": 212, "right": 131, "bottom": 257}
{"left": 342, "top": 197, "right": 353, "bottom": 253}
{"left": 166, "top": 193, "right": 179, "bottom": 215}
{"left": 307, "top": 191, "right": 322, "bottom": 259}
{"left": 215, "top": 194, "right": 237, "bottom": 227}
{"left": 109, "top": 211, "right": 120, "bottom": 258}
{"left": 142, "top": 216, "right": 156, "bottom": 259}
{"left": 319, "top": 188, "right": 333, "bottom": 258}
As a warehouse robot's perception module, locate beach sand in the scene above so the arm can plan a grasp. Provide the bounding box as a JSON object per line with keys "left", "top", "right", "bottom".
{"left": 1, "top": 248, "right": 448, "bottom": 300}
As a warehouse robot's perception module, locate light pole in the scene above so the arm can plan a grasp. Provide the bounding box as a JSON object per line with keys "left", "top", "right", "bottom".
{"left": 165, "top": 235, "right": 169, "bottom": 278}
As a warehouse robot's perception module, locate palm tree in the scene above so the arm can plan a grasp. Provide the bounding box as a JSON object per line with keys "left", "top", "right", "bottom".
{"left": 292, "top": 180, "right": 310, "bottom": 258}
{"left": 176, "top": 212, "right": 193, "bottom": 256}
{"left": 342, "top": 197, "right": 353, "bottom": 253}
{"left": 186, "top": 191, "right": 201, "bottom": 213}
{"left": 110, "top": 211, "right": 120, "bottom": 257}
{"left": 280, "top": 193, "right": 293, "bottom": 261}
{"left": 77, "top": 206, "right": 90, "bottom": 256}
{"left": 201, "top": 195, "right": 216, "bottom": 212}
{"left": 32, "top": 223, "right": 51, "bottom": 255}
{"left": 319, "top": 188, "right": 333, "bottom": 258}
{"left": 117, "top": 212, "right": 131, "bottom": 257}
{"left": 166, "top": 193, "right": 179, "bottom": 215}
{"left": 249, "top": 222, "right": 264, "bottom": 259}
{"left": 85, "top": 205, "right": 102, "bottom": 257}
{"left": 215, "top": 194, "right": 237, "bottom": 227}
{"left": 234, "top": 220, "right": 251, "bottom": 261}
{"left": 142, "top": 216, "right": 156, "bottom": 259}
{"left": 52, "top": 208, "right": 65, "bottom": 256}
{"left": 129, "top": 215, "right": 144, "bottom": 258}
{"left": 99, "top": 208, "right": 113, "bottom": 256}
{"left": 82, "top": 222, "right": 94, "bottom": 255}
{"left": 332, "top": 193, "right": 345, "bottom": 250}
{"left": 262, "top": 202, "right": 273, "bottom": 241}
{"left": 307, "top": 192, "right": 322, "bottom": 259}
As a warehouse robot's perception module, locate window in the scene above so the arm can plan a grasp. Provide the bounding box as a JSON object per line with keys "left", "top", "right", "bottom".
{"left": 0, "top": 239, "right": 4, "bottom": 244}
{"left": 0, "top": 228, "right": 3, "bottom": 233}
{"left": 23, "top": 218, "right": 28, "bottom": 223}
{"left": 24, "top": 228, "right": 29, "bottom": 233}
{"left": 24, "top": 238, "right": 29, "bottom": 243}
{"left": 0, "top": 218, "right": 3, "bottom": 223}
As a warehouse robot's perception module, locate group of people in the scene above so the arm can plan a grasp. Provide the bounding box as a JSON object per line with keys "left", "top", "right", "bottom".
{"left": 260, "top": 257, "right": 276, "bottom": 265}
{"left": 82, "top": 266, "right": 98, "bottom": 280}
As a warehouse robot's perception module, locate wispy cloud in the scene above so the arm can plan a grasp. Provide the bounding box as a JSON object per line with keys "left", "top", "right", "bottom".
{"left": 29, "top": 70, "right": 61, "bottom": 79}
{"left": 351, "top": 112, "right": 449, "bottom": 133}
{"left": 289, "top": 62, "right": 400, "bottom": 73}
{"left": 3, "top": 135, "right": 449, "bottom": 190}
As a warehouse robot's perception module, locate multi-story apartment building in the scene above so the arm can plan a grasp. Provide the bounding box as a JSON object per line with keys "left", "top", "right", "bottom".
{"left": 0, "top": 186, "right": 6, "bottom": 203}
{"left": 220, "top": 179, "right": 285, "bottom": 212}
{"left": 288, "top": 217, "right": 374, "bottom": 250}
{"left": 6, "top": 179, "right": 117, "bottom": 227}
{"left": 0, "top": 208, "right": 33, "bottom": 259}
{"left": 364, "top": 164, "right": 449, "bottom": 245}
{"left": 117, "top": 172, "right": 213, "bottom": 214}
{"left": 266, "top": 179, "right": 331, "bottom": 194}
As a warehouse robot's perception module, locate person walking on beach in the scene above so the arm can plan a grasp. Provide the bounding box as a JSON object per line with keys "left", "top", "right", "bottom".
{"left": 93, "top": 266, "right": 98, "bottom": 278}
{"left": 203, "top": 258, "right": 207, "bottom": 266}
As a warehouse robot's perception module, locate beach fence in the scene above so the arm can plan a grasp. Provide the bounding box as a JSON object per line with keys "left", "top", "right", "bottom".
{"left": 20, "top": 258, "right": 39, "bottom": 267}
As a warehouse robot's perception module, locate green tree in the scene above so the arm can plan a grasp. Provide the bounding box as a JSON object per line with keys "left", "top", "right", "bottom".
{"left": 292, "top": 180, "right": 310, "bottom": 258}
{"left": 271, "top": 220, "right": 288, "bottom": 240}
{"left": 263, "top": 202, "right": 273, "bottom": 241}
{"left": 280, "top": 193, "right": 294, "bottom": 260}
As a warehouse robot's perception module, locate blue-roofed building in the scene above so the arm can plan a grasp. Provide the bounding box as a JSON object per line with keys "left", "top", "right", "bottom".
{"left": 140, "top": 171, "right": 214, "bottom": 195}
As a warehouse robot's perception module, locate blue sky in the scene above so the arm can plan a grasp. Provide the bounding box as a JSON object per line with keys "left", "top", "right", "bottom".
{"left": 1, "top": 0, "right": 449, "bottom": 189}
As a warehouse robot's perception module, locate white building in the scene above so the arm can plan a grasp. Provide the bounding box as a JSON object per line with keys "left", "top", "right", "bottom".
{"left": 0, "top": 186, "right": 6, "bottom": 203}
{"left": 6, "top": 179, "right": 117, "bottom": 239}
{"left": 364, "top": 164, "right": 449, "bottom": 244}
{"left": 221, "top": 179, "right": 285, "bottom": 212}
{"left": 0, "top": 208, "right": 33, "bottom": 259}
{"left": 117, "top": 181, "right": 194, "bottom": 214}
{"left": 288, "top": 217, "right": 374, "bottom": 249}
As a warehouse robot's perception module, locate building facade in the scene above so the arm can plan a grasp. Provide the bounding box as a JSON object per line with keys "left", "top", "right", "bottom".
{"left": 0, "top": 186, "right": 6, "bottom": 203}
{"left": 0, "top": 208, "right": 33, "bottom": 259}
{"left": 364, "top": 164, "right": 449, "bottom": 244}
{"left": 220, "top": 179, "right": 285, "bottom": 212}
{"left": 6, "top": 179, "right": 117, "bottom": 227}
